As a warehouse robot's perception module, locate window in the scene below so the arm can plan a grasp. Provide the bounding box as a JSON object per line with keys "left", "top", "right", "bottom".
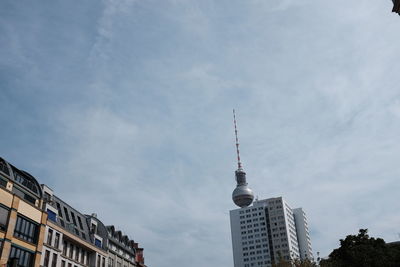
{"left": 95, "top": 238, "right": 102, "bottom": 248}
{"left": 13, "top": 171, "right": 39, "bottom": 194}
{"left": 70, "top": 212, "right": 77, "bottom": 226}
{"left": 109, "top": 258, "right": 114, "bottom": 267}
{"left": 47, "top": 229, "right": 53, "bottom": 246}
{"left": 47, "top": 209, "right": 57, "bottom": 222}
{"left": 97, "top": 255, "right": 101, "bottom": 267}
{"left": 63, "top": 207, "right": 70, "bottom": 222}
{"left": 0, "top": 177, "right": 7, "bottom": 188}
{"left": 8, "top": 246, "right": 34, "bottom": 267}
{"left": 54, "top": 233, "right": 60, "bottom": 248}
{"left": 12, "top": 186, "right": 36, "bottom": 205}
{"left": 61, "top": 260, "right": 65, "bottom": 267}
{"left": 14, "top": 215, "right": 38, "bottom": 243}
{"left": 56, "top": 202, "right": 63, "bottom": 218}
{"left": 43, "top": 250, "right": 50, "bottom": 267}
{"left": 91, "top": 223, "right": 97, "bottom": 234}
{"left": 0, "top": 158, "right": 10, "bottom": 175}
{"left": 63, "top": 241, "right": 67, "bottom": 255}
{"left": 81, "top": 250, "right": 85, "bottom": 264}
{"left": 77, "top": 216, "right": 84, "bottom": 230}
{"left": 44, "top": 192, "right": 51, "bottom": 202}
{"left": 75, "top": 247, "right": 80, "bottom": 261}
{"left": 51, "top": 253, "right": 57, "bottom": 267}
{"left": 0, "top": 205, "right": 9, "bottom": 231}
{"left": 69, "top": 244, "right": 74, "bottom": 258}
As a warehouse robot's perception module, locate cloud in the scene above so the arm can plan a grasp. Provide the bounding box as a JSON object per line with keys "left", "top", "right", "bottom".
{"left": 1, "top": 0, "right": 400, "bottom": 266}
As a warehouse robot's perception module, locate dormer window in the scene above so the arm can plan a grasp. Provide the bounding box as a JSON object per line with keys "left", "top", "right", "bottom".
{"left": 91, "top": 223, "right": 97, "bottom": 234}
{"left": 44, "top": 192, "right": 52, "bottom": 202}
{"left": 95, "top": 238, "right": 102, "bottom": 248}
{"left": 47, "top": 209, "right": 57, "bottom": 222}
{"left": 0, "top": 159, "right": 9, "bottom": 175}
{"left": 14, "top": 172, "right": 39, "bottom": 194}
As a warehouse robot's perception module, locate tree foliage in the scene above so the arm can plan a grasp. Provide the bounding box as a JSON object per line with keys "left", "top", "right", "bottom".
{"left": 320, "top": 229, "right": 400, "bottom": 267}
{"left": 272, "top": 253, "right": 317, "bottom": 267}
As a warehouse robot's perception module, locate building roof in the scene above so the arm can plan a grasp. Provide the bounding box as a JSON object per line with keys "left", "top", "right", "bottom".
{"left": 50, "top": 194, "right": 94, "bottom": 244}
{"left": 0, "top": 157, "right": 43, "bottom": 200}
{"left": 106, "top": 225, "right": 137, "bottom": 255}
{"left": 85, "top": 214, "right": 109, "bottom": 251}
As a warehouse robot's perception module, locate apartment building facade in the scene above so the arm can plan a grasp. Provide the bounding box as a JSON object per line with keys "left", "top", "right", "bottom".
{"left": 105, "top": 225, "right": 137, "bottom": 267}
{"left": 0, "top": 157, "right": 147, "bottom": 267}
{"left": 40, "top": 185, "right": 109, "bottom": 267}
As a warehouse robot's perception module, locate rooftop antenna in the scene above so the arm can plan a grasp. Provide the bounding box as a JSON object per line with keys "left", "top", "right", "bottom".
{"left": 233, "top": 109, "right": 242, "bottom": 170}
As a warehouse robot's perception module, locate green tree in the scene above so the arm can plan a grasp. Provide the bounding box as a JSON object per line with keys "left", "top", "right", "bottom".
{"left": 320, "top": 229, "right": 400, "bottom": 267}
{"left": 272, "top": 252, "right": 317, "bottom": 267}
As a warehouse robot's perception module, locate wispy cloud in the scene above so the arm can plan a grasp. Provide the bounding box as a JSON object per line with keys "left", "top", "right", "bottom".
{"left": 1, "top": 0, "right": 400, "bottom": 266}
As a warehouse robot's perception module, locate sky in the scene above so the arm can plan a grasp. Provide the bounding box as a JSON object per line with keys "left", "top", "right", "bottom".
{"left": 1, "top": 0, "right": 400, "bottom": 266}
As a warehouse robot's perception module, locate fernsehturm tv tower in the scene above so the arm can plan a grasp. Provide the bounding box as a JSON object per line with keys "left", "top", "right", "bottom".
{"left": 231, "top": 110, "right": 254, "bottom": 208}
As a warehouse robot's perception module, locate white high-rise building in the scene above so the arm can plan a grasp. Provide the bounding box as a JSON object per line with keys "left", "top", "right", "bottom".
{"left": 293, "top": 208, "right": 313, "bottom": 260}
{"left": 230, "top": 197, "right": 313, "bottom": 267}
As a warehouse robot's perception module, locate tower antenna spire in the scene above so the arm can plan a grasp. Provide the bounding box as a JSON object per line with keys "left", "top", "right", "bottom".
{"left": 231, "top": 109, "right": 254, "bottom": 208}
{"left": 233, "top": 109, "right": 242, "bottom": 170}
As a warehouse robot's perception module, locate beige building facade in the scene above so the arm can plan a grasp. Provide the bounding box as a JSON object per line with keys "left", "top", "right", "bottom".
{"left": 0, "top": 157, "right": 47, "bottom": 267}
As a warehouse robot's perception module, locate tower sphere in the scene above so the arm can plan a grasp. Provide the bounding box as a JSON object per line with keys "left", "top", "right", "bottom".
{"left": 232, "top": 184, "right": 254, "bottom": 208}
{"left": 232, "top": 169, "right": 254, "bottom": 208}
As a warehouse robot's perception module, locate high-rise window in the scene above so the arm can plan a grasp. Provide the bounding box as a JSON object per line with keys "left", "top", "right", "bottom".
{"left": 9, "top": 246, "right": 34, "bottom": 267}
{"left": 14, "top": 215, "right": 38, "bottom": 243}
{"left": 47, "top": 229, "right": 53, "bottom": 246}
